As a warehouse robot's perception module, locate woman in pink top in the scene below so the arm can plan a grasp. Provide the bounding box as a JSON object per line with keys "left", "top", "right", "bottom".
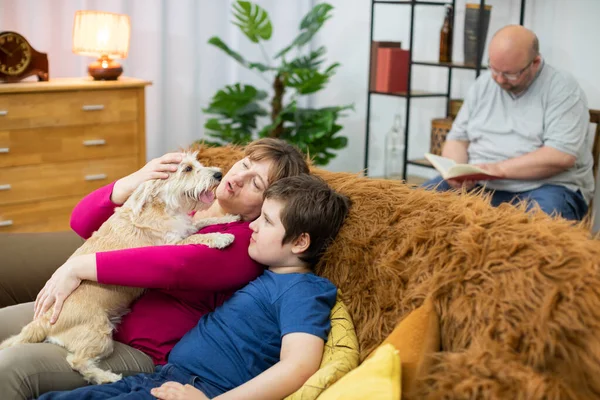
{"left": 0, "top": 138, "right": 309, "bottom": 400}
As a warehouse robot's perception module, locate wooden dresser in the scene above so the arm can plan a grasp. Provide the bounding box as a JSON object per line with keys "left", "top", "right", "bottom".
{"left": 0, "top": 77, "right": 151, "bottom": 233}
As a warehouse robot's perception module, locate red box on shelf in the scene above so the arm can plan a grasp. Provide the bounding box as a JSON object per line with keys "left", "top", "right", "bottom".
{"left": 369, "top": 41, "right": 401, "bottom": 91}
{"left": 375, "top": 48, "right": 409, "bottom": 93}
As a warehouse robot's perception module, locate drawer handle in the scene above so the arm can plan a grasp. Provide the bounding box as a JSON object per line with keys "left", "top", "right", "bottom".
{"left": 0, "top": 220, "right": 13, "bottom": 227}
{"left": 82, "top": 104, "right": 105, "bottom": 111}
{"left": 85, "top": 174, "right": 108, "bottom": 181}
{"left": 0, "top": 110, "right": 7, "bottom": 116}
{"left": 0, "top": 184, "right": 11, "bottom": 191}
{"left": 0, "top": 148, "right": 9, "bottom": 153}
{"left": 83, "top": 139, "right": 107, "bottom": 147}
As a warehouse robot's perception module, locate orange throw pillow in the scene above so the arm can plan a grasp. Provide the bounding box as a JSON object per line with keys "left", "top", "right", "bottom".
{"left": 372, "top": 296, "right": 440, "bottom": 395}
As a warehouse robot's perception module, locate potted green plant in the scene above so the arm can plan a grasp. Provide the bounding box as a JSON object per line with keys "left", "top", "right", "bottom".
{"left": 200, "top": 1, "right": 352, "bottom": 165}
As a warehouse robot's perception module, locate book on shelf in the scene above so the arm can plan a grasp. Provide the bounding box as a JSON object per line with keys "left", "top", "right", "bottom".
{"left": 375, "top": 47, "right": 409, "bottom": 93}
{"left": 424, "top": 153, "right": 501, "bottom": 182}
{"left": 369, "top": 41, "right": 401, "bottom": 91}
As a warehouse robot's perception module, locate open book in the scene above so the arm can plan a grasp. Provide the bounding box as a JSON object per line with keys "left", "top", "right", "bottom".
{"left": 424, "top": 153, "right": 501, "bottom": 182}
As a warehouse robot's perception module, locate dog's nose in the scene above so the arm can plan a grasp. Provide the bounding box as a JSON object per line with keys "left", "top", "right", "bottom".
{"left": 213, "top": 172, "right": 223, "bottom": 181}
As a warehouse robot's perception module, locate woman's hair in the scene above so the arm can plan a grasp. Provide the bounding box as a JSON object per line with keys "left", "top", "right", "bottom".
{"left": 244, "top": 138, "right": 310, "bottom": 184}
{"left": 265, "top": 174, "right": 351, "bottom": 268}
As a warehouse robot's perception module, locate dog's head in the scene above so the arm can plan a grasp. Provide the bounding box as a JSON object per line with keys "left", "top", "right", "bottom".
{"left": 129, "top": 151, "right": 222, "bottom": 215}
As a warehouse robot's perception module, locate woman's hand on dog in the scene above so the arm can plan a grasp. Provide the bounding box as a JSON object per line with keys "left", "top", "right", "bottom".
{"left": 111, "top": 152, "right": 184, "bottom": 205}
{"left": 34, "top": 255, "right": 97, "bottom": 323}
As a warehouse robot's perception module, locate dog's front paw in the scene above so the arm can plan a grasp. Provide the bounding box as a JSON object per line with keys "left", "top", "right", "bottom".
{"left": 194, "top": 214, "right": 241, "bottom": 230}
{"left": 211, "top": 233, "right": 235, "bottom": 249}
{"left": 92, "top": 371, "right": 122, "bottom": 385}
{"left": 177, "top": 232, "right": 235, "bottom": 248}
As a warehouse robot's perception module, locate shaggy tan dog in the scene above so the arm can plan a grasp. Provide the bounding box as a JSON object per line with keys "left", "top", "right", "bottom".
{"left": 0, "top": 152, "right": 238, "bottom": 385}
{"left": 193, "top": 143, "right": 600, "bottom": 400}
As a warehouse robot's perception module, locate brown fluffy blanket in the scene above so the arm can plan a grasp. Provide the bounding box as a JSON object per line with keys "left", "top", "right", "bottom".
{"left": 194, "top": 144, "right": 600, "bottom": 399}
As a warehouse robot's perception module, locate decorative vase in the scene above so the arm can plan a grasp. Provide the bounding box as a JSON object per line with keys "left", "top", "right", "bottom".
{"left": 463, "top": 3, "right": 492, "bottom": 66}
{"left": 384, "top": 114, "right": 405, "bottom": 180}
{"left": 430, "top": 118, "right": 453, "bottom": 156}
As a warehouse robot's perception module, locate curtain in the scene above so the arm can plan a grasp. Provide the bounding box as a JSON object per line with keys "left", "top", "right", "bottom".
{"left": 0, "top": 0, "right": 316, "bottom": 160}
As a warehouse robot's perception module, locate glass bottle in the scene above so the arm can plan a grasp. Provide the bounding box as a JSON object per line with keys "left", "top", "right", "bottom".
{"left": 384, "top": 114, "right": 405, "bottom": 180}
{"left": 439, "top": 5, "right": 453, "bottom": 63}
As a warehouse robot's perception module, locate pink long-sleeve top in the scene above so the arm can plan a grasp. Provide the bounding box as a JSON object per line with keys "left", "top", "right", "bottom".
{"left": 70, "top": 182, "right": 264, "bottom": 365}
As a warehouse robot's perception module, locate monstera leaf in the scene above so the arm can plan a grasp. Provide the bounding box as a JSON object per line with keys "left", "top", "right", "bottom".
{"left": 275, "top": 4, "right": 333, "bottom": 59}
{"left": 281, "top": 46, "right": 326, "bottom": 71}
{"left": 208, "top": 37, "right": 272, "bottom": 72}
{"left": 232, "top": 1, "right": 272, "bottom": 43}
{"left": 203, "top": 84, "right": 268, "bottom": 145}
{"left": 284, "top": 62, "right": 339, "bottom": 95}
{"left": 203, "top": 2, "right": 352, "bottom": 165}
{"left": 260, "top": 102, "right": 352, "bottom": 165}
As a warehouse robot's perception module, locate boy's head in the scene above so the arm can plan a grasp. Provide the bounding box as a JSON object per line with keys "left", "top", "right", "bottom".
{"left": 248, "top": 174, "right": 351, "bottom": 270}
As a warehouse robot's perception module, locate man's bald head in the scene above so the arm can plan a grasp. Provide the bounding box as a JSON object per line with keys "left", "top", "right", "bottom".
{"left": 488, "top": 25, "right": 542, "bottom": 95}
{"left": 489, "top": 25, "right": 539, "bottom": 66}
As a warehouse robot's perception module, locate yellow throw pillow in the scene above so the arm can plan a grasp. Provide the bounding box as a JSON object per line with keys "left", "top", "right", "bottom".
{"left": 318, "top": 344, "right": 401, "bottom": 400}
{"left": 285, "top": 294, "right": 360, "bottom": 400}
{"left": 377, "top": 296, "right": 440, "bottom": 396}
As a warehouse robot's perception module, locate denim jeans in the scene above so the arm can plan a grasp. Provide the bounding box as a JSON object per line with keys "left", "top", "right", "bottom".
{"left": 37, "top": 364, "right": 218, "bottom": 400}
{"left": 421, "top": 176, "right": 588, "bottom": 221}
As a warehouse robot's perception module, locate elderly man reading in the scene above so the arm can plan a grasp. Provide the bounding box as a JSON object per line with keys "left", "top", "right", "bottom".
{"left": 423, "top": 25, "right": 594, "bottom": 221}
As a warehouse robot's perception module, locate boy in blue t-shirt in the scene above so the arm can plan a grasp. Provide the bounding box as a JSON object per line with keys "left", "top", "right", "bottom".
{"left": 39, "top": 174, "right": 351, "bottom": 400}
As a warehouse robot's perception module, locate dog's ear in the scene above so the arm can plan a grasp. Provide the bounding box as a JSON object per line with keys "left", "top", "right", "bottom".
{"left": 129, "top": 181, "right": 158, "bottom": 216}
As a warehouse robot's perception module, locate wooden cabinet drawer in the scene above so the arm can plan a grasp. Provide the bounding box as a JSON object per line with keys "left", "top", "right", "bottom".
{"left": 0, "top": 156, "right": 138, "bottom": 206}
{"left": 0, "top": 122, "right": 139, "bottom": 168}
{"left": 0, "top": 89, "right": 138, "bottom": 130}
{"left": 0, "top": 195, "right": 82, "bottom": 233}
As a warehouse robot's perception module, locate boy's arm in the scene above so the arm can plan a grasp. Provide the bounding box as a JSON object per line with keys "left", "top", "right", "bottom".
{"left": 151, "top": 334, "right": 323, "bottom": 400}
{"left": 216, "top": 332, "right": 324, "bottom": 400}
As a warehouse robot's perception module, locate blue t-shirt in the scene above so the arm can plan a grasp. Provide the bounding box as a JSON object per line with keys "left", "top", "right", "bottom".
{"left": 168, "top": 270, "right": 337, "bottom": 396}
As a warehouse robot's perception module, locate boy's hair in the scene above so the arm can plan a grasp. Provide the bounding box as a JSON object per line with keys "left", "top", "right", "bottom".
{"left": 265, "top": 174, "right": 351, "bottom": 267}
{"left": 245, "top": 139, "right": 310, "bottom": 185}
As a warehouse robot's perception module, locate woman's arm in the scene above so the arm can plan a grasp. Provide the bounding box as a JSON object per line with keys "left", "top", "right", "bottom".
{"left": 70, "top": 183, "right": 120, "bottom": 239}
{"left": 34, "top": 223, "right": 262, "bottom": 323}
{"left": 70, "top": 153, "right": 183, "bottom": 238}
{"left": 110, "top": 152, "right": 183, "bottom": 204}
{"left": 95, "top": 223, "right": 261, "bottom": 291}
{"left": 33, "top": 253, "right": 95, "bottom": 322}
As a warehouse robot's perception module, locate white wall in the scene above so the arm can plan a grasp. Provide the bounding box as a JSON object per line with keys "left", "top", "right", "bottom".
{"left": 1, "top": 0, "right": 598, "bottom": 228}
{"left": 0, "top": 0, "right": 312, "bottom": 161}
{"left": 313, "top": 0, "right": 600, "bottom": 230}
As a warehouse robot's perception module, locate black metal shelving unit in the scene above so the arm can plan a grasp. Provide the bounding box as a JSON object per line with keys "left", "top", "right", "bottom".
{"left": 364, "top": 0, "right": 527, "bottom": 179}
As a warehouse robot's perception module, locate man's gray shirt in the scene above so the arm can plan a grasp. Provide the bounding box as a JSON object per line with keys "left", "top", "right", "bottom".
{"left": 447, "top": 61, "right": 594, "bottom": 203}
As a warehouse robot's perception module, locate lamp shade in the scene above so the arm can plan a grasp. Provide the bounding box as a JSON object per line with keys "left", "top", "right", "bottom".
{"left": 72, "top": 10, "right": 130, "bottom": 59}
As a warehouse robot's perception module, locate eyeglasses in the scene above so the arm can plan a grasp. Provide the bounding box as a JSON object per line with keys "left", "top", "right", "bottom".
{"left": 488, "top": 58, "right": 535, "bottom": 81}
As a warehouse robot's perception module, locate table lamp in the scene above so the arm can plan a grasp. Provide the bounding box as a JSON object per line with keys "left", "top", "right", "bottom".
{"left": 72, "top": 10, "right": 131, "bottom": 80}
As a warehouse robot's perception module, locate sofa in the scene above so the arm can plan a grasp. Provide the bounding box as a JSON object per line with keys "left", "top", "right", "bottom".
{"left": 3, "top": 143, "right": 600, "bottom": 399}
{"left": 194, "top": 144, "right": 600, "bottom": 399}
